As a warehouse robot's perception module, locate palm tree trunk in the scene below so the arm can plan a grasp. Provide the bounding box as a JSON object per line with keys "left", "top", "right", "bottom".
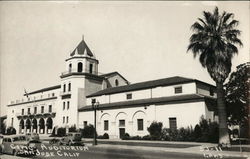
{"left": 216, "top": 82, "right": 230, "bottom": 145}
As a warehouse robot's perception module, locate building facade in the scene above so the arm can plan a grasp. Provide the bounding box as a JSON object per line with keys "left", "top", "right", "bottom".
{"left": 6, "top": 38, "right": 218, "bottom": 138}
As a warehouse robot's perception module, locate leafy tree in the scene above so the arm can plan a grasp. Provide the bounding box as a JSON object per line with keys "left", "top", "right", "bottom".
{"left": 225, "top": 62, "right": 250, "bottom": 138}
{"left": 187, "top": 7, "right": 242, "bottom": 145}
{"left": 81, "top": 124, "right": 96, "bottom": 138}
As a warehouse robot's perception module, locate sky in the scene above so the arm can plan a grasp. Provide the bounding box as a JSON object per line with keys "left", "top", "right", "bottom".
{"left": 0, "top": 1, "right": 249, "bottom": 116}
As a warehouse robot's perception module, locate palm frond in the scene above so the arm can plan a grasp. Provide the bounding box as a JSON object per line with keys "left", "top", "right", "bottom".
{"left": 191, "top": 22, "right": 205, "bottom": 31}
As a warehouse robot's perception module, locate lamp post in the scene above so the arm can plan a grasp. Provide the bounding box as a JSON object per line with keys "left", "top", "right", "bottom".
{"left": 92, "top": 99, "right": 99, "bottom": 145}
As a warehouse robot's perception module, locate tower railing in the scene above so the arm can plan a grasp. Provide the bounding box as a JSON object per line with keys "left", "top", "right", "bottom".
{"left": 61, "top": 69, "right": 105, "bottom": 76}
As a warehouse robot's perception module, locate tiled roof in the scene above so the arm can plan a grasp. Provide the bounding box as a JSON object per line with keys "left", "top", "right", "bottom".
{"left": 87, "top": 76, "right": 195, "bottom": 97}
{"left": 79, "top": 94, "right": 215, "bottom": 111}
{"left": 70, "top": 39, "right": 93, "bottom": 57}
{"left": 99, "top": 71, "right": 129, "bottom": 83}
{"left": 25, "top": 85, "right": 61, "bottom": 95}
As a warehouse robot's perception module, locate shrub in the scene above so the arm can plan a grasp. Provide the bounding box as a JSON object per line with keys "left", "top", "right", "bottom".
{"left": 142, "top": 135, "right": 151, "bottom": 140}
{"left": 121, "top": 133, "right": 130, "bottom": 140}
{"left": 69, "top": 125, "right": 77, "bottom": 132}
{"left": 81, "top": 124, "right": 96, "bottom": 138}
{"left": 57, "top": 127, "right": 66, "bottom": 137}
{"left": 98, "top": 133, "right": 109, "bottom": 139}
{"left": 6, "top": 127, "right": 16, "bottom": 135}
{"left": 147, "top": 121, "right": 163, "bottom": 140}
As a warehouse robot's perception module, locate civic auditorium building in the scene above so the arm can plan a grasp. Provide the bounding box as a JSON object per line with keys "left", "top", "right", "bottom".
{"left": 6, "top": 38, "right": 218, "bottom": 138}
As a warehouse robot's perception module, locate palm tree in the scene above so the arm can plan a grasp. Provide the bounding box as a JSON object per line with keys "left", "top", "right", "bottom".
{"left": 187, "top": 7, "right": 242, "bottom": 145}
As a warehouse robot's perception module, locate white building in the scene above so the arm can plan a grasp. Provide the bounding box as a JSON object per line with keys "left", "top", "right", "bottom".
{"left": 6, "top": 38, "right": 218, "bottom": 138}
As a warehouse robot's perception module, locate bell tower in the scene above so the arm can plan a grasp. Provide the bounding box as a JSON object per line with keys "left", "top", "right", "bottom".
{"left": 57, "top": 37, "right": 103, "bottom": 129}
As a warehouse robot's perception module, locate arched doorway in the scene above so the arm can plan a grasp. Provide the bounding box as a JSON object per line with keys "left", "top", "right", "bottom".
{"left": 46, "top": 117, "right": 53, "bottom": 134}
{"left": 32, "top": 119, "right": 37, "bottom": 133}
{"left": 39, "top": 118, "right": 45, "bottom": 134}
{"left": 77, "top": 62, "right": 83, "bottom": 72}
{"left": 26, "top": 119, "right": 31, "bottom": 133}
{"left": 19, "top": 119, "right": 24, "bottom": 134}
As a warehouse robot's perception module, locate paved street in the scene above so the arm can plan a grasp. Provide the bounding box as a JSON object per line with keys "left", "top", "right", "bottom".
{"left": 1, "top": 142, "right": 248, "bottom": 159}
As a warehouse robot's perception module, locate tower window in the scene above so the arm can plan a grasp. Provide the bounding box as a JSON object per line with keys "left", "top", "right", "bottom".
{"left": 115, "top": 79, "right": 119, "bottom": 86}
{"left": 89, "top": 64, "right": 93, "bottom": 74}
{"left": 77, "top": 62, "right": 83, "bottom": 72}
{"left": 209, "top": 88, "right": 214, "bottom": 96}
{"left": 66, "top": 116, "right": 69, "bottom": 123}
{"left": 69, "top": 63, "right": 72, "bottom": 72}
{"left": 28, "top": 108, "right": 30, "bottom": 114}
{"left": 67, "top": 101, "right": 70, "bottom": 109}
{"left": 63, "top": 102, "right": 65, "bottom": 110}
{"left": 22, "top": 109, "right": 24, "bottom": 115}
{"left": 68, "top": 83, "right": 71, "bottom": 92}
{"left": 63, "top": 84, "right": 66, "bottom": 92}
{"left": 63, "top": 117, "right": 65, "bottom": 123}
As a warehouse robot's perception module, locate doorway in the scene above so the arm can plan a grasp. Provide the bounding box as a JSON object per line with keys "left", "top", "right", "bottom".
{"left": 119, "top": 128, "right": 125, "bottom": 139}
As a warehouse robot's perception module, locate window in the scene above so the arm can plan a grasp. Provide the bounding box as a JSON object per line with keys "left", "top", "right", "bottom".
{"left": 11, "top": 118, "right": 14, "bottom": 127}
{"left": 91, "top": 98, "right": 96, "bottom": 104}
{"left": 12, "top": 110, "right": 14, "bottom": 113}
{"left": 83, "top": 121, "right": 88, "bottom": 128}
{"left": 89, "top": 64, "right": 93, "bottom": 74}
{"left": 69, "top": 63, "right": 72, "bottom": 72}
{"left": 126, "top": 93, "right": 132, "bottom": 100}
{"left": 115, "top": 79, "right": 119, "bottom": 86}
{"left": 67, "top": 101, "right": 70, "bottom": 109}
{"left": 209, "top": 88, "right": 214, "bottom": 96}
{"left": 104, "top": 120, "right": 109, "bottom": 131}
{"left": 174, "top": 86, "right": 182, "bottom": 94}
{"left": 78, "top": 62, "right": 83, "bottom": 72}
{"left": 68, "top": 83, "right": 71, "bottom": 92}
{"left": 63, "top": 117, "right": 65, "bottom": 123}
{"left": 137, "top": 119, "right": 143, "bottom": 131}
{"left": 119, "top": 120, "right": 125, "bottom": 127}
{"left": 49, "top": 105, "right": 52, "bottom": 113}
{"left": 28, "top": 108, "right": 30, "bottom": 114}
{"left": 63, "top": 84, "right": 66, "bottom": 92}
{"left": 66, "top": 116, "right": 69, "bottom": 123}
{"left": 41, "top": 106, "right": 44, "bottom": 113}
{"left": 63, "top": 102, "right": 65, "bottom": 110}
{"left": 34, "top": 107, "right": 37, "bottom": 114}
{"left": 169, "top": 117, "right": 177, "bottom": 130}
{"left": 22, "top": 109, "right": 24, "bottom": 115}
{"left": 48, "top": 94, "right": 50, "bottom": 98}
{"left": 52, "top": 93, "right": 55, "bottom": 97}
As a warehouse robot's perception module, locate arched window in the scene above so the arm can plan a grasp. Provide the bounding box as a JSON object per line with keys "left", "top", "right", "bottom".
{"left": 63, "top": 84, "right": 66, "bottom": 92}
{"left": 68, "top": 83, "right": 71, "bottom": 92}
{"left": 89, "top": 64, "right": 93, "bottom": 74}
{"left": 78, "top": 62, "right": 83, "bottom": 72}
{"left": 115, "top": 79, "right": 119, "bottom": 86}
{"left": 69, "top": 63, "right": 72, "bottom": 72}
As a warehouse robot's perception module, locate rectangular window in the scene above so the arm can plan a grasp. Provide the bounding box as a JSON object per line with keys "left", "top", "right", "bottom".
{"left": 104, "top": 120, "right": 109, "bottom": 131}
{"left": 119, "top": 120, "right": 125, "bottom": 127}
{"left": 22, "top": 109, "right": 24, "bottom": 115}
{"left": 66, "top": 116, "right": 69, "bottom": 123}
{"left": 91, "top": 98, "right": 96, "bottom": 104}
{"left": 209, "top": 88, "right": 214, "bottom": 96}
{"left": 126, "top": 93, "right": 132, "bottom": 99}
{"left": 169, "top": 117, "right": 177, "bottom": 130}
{"left": 137, "top": 119, "right": 143, "bottom": 131}
{"left": 174, "top": 86, "right": 182, "bottom": 94}
{"left": 63, "top": 117, "right": 65, "bottom": 123}
{"left": 28, "top": 108, "right": 30, "bottom": 114}
{"left": 63, "top": 102, "right": 65, "bottom": 110}
{"left": 34, "top": 107, "right": 37, "bottom": 114}
{"left": 41, "top": 106, "right": 44, "bottom": 113}
{"left": 49, "top": 105, "right": 52, "bottom": 112}
{"left": 83, "top": 121, "right": 88, "bottom": 128}
{"left": 52, "top": 93, "right": 55, "bottom": 97}
{"left": 67, "top": 101, "right": 70, "bottom": 109}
